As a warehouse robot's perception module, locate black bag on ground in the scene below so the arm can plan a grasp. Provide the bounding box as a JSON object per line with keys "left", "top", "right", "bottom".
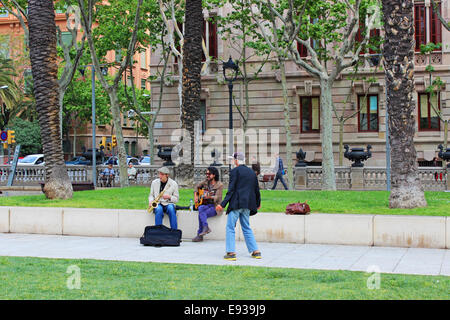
{"left": 140, "top": 225, "right": 182, "bottom": 247}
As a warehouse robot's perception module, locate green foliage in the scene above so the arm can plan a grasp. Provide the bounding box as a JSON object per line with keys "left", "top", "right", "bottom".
{"left": 8, "top": 117, "right": 42, "bottom": 156}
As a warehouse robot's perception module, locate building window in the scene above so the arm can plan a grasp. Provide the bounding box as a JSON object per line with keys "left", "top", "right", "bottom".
{"left": 300, "top": 96, "right": 320, "bottom": 133}
{"left": 141, "top": 79, "right": 146, "bottom": 90}
{"left": 415, "top": 3, "right": 441, "bottom": 52}
{"left": 0, "top": 9, "right": 9, "bottom": 18}
{"left": 199, "top": 100, "right": 206, "bottom": 134}
{"left": 418, "top": 92, "right": 440, "bottom": 131}
{"left": 358, "top": 94, "right": 379, "bottom": 132}
{"left": 124, "top": 141, "right": 130, "bottom": 155}
{"left": 355, "top": 26, "right": 381, "bottom": 55}
{"left": 0, "top": 35, "right": 10, "bottom": 58}
{"left": 140, "top": 50, "right": 147, "bottom": 69}
{"left": 202, "top": 17, "right": 218, "bottom": 62}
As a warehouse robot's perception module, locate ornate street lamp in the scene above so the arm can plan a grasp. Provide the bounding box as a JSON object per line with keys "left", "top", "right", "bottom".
{"left": 222, "top": 56, "right": 239, "bottom": 171}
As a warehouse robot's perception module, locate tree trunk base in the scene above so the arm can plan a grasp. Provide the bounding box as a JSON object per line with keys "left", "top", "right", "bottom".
{"left": 43, "top": 167, "right": 73, "bottom": 200}
{"left": 43, "top": 179, "right": 73, "bottom": 200}
{"left": 389, "top": 185, "right": 427, "bottom": 209}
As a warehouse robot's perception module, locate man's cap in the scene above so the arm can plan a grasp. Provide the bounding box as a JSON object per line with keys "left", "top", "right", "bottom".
{"left": 228, "top": 152, "right": 245, "bottom": 161}
{"left": 158, "top": 166, "right": 170, "bottom": 174}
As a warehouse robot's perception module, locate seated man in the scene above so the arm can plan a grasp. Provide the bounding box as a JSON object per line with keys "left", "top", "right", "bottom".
{"left": 148, "top": 167, "right": 179, "bottom": 229}
{"left": 100, "top": 164, "right": 115, "bottom": 187}
{"left": 192, "top": 166, "right": 223, "bottom": 242}
{"left": 127, "top": 163, "right": 137, "bottom": 183}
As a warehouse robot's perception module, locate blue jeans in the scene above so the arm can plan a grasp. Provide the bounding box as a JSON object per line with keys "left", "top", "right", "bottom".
{"left": 226, "top": 209, "right": 258, "bottom": 254}
{"left": 272, "top": 171, "right": 288, "bottom": 190}
{"left": 154, "top": 204, "right": 177, "bottom": 229}
{"left": 197, "top": 204, "right": 217, "bottom": 235}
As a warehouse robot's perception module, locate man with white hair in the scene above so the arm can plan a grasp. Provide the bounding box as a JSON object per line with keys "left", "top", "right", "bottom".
{"left": 216, "top": 152, "right": 261, "bottom": 261}
{"left": 148, "top": 166, "right": 179, "bottom": 229}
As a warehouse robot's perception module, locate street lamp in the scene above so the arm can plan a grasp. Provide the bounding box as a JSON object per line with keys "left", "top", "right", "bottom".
{"left": 222, "top": 56, "right": 239, "bottom": 171}
{"left": 78, "top": 64, "right": 108, "bottom": 188}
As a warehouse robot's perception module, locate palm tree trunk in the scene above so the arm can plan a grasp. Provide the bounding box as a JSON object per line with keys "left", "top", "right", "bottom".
{"left": 179, "top": 0, "right": 202, "bottom": 187}
{"left": 382, "top": 0, "right": 427, "bottom": 208}
{"left": 28, "top": 0, "right": 73, "bottom": 199}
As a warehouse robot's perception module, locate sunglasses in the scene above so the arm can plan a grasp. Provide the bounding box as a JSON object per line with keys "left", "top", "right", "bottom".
{"left": 206, "top": 172, "right": 212, "bottom": 176}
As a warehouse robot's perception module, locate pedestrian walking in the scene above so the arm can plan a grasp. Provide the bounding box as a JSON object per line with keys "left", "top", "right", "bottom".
{"left": 271, "top": 153, "right": 288, "bottom": 190}
{"left": 216, "top": 152, "right": 261, "bottom": 261}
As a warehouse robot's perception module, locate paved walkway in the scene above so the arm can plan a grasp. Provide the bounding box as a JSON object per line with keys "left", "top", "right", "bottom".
{"left": 0, "top": 233, "right": 449, "bottom": 276}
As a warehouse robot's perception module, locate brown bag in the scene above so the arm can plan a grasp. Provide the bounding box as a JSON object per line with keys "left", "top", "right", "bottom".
{"left": 285, "top": 202, "right": 311, "bottom": 215}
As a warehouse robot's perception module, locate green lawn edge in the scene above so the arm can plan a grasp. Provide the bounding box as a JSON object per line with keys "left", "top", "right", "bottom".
{"left": 0, "top": 256, "right": 448, "bottom": 300}
{"left": 1, "top": 187, "right": 449, "bottom": 216}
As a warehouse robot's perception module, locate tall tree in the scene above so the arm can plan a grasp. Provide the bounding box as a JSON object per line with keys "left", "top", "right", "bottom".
{"left": 77, "top": 0, "right": 144, "bottom": 187}
{"left": 178, "top": 0, "right": 202, "bottom": 186}
{"left": 250, "top": 0, "right": 379, "bottom": 190}
{"left": 27, "top": 0, "right": 73, "bottom": 199}
{"left": 382, "top": 0, "right": 427, "bottom": 208}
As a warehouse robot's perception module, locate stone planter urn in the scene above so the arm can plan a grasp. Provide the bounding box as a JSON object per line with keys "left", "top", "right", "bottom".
{"left": 438, "top": 144, "right": 450, "bottom": 168}
{"left": 157, "top": 145, "right": 175, "bottom": 166}
{"left": 344, "top": 144, "right": 372, "bottom": 167}
{"left": 295, "top": 148, "right": 307, "bottom": 167}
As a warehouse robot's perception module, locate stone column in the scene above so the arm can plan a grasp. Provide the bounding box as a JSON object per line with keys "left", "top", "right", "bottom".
{"left": 351, "top": 167, "right": 365, "bottom": 190}
{"left": 295, "top": 167, "right": 307, "bottom": 190}
{"left": 447, "top": 168, "right": 450, "bottom": 191}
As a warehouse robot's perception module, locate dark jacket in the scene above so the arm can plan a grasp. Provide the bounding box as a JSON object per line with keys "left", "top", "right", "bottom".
{"left": 221, "top": 165, "right": 261, "bottom": 215}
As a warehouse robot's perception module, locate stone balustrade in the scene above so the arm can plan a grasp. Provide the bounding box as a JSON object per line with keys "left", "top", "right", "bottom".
{"left": 0, "top": 164, "right": 448, "bottom": 191}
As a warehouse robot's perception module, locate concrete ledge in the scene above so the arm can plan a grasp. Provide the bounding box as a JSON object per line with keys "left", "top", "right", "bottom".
{"left": 374, "top": 215, "right": 447, "bottom": 249}
{"left": 63, "top": 208, "right": 119, "bottom": 237}
{"left": 305, "top": 214, "right": 373, "bottom": 246}
{"left": 1, "top": 206, "right": 448, "bottom": 249}
{"left": 447, "top": 218, "right": 450, "bottom": 249}
{"left": 250, "top": 212, "right": 305, "bottom": 243}
{"left": 0, "top": 207, "right": 9, "bottom": 233}
{"left": 10, "top": 207, "right": 62, "bottom": 235}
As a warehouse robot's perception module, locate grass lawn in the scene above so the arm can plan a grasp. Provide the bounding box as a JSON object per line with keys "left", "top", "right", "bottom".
{"left": 0, "top": 187, "right": 449, "bottom": 216}
{"left": 0, "top": 256, "right": 448, "bottom": 299}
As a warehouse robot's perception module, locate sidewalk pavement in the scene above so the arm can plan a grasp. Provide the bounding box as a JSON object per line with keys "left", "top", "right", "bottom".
{"left": 0, "top": 233, "right": 449, "bottom": 276}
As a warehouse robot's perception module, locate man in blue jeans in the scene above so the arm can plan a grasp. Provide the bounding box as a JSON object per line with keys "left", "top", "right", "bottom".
{"left": 216, "top": 152, "right": 261, "bottom": 261}
{"left": 148, "top": 167, "right": 179, "bottom": 229}
{"left": 271, "top": 153, "right": 288, "bottom": 190}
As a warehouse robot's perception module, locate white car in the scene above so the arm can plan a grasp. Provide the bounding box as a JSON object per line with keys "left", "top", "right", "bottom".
{"left": 17, "top": 154, "right": 45, "bottom": 166}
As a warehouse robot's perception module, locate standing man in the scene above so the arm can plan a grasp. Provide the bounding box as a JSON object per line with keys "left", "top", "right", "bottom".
{"left": 271, "top": 153, "right": 288, "bottom": 190}
{"left": 148, "top": 167, "right": 179, "bottom": 229}
{"left": 216, "top": 152, "right": 261, "bottom": 261}
{"left": 192, "top": 166, "right": 224, "bottom": 242}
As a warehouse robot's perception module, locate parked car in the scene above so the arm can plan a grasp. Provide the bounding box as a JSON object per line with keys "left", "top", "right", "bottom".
{"left": 65, "top": 156, "right": 91, "bottom": 165}
{"left": 139, "top": 156, "right": 151, "bottom": 165}
{"left": 103, "top": 156, "right": 140, "bottom": 166}
{"left": 17, "top": 154, "right": 45, "bottom": 166}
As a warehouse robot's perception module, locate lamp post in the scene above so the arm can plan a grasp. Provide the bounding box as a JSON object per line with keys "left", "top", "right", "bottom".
{"left": 78, "top": 65, "right": 108, "bottom": 187}
{"left": 222, "top": 56, "right": 239, "bottom": 171}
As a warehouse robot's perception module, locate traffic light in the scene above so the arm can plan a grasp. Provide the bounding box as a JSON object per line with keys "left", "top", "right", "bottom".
{"left": 106, "top": 142, "right": 112, "bottom": 151}
{"left": 111, "top": 135, "right": 117, "bottom": 147}
{"left": 7, "top": 130, "right": 15, "bottom": 144}
{"left": 99, "top": 137, "right": 106, "bottom": 150}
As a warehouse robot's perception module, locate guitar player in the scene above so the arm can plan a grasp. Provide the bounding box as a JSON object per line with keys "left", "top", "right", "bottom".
{"left": 192, "top": 167, "right": 224, "bottom": 242}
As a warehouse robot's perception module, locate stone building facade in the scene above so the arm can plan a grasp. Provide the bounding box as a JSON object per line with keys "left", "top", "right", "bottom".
{"left": 148, "top": 1, "right": 450, "bottom": 168}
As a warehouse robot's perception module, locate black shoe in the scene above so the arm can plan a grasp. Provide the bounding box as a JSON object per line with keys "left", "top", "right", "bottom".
{"left": 251, "top": 251, "right": 262, "bottom": 259}
{"left": 224, "top": 253, "right": 236, "bottom": 261}
{"left": 199, "top": 226, "right": 211, "bottom": 236}
{"left": 192, "top": 235, "right": 203, "bottom": 242}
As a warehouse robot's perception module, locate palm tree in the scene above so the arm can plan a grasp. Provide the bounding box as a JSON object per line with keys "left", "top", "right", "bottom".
{"left": 27, "top": 0, "right": 73, "bottom": 199}
{"left": 179, "top": 0, "right": 203, "bottom": 186}
{"left": 382, "top": 0, "right": 426, "bottom": 208}
{"left": 0, "top": 56, "right": 20, "bottom": 129}
{"left": 0, "top": 56, "right": 20, "bottom": 111}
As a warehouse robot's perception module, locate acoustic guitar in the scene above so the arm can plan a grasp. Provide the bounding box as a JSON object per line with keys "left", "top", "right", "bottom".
{"left": 195, "top": 188, "right": 210, "bottom": 210}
